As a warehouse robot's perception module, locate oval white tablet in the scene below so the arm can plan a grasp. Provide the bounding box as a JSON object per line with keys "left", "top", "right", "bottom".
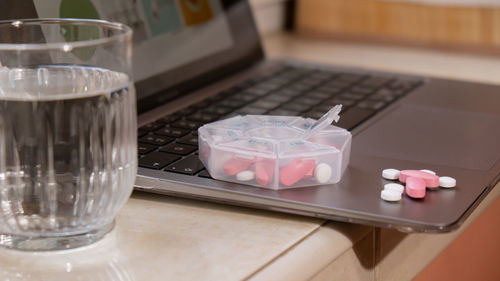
{"left": 315, "top": 163, "right": 332, "bottom": 184}
{"left": 236, "top": 170, "right": 255, "bottom": 181}
{"left": 439, "top": 176, "right": 456, "bottom": 188}
{"left": 382, "top": 168, "right": 400, "bottom": 180}
{"left": 381, "top": 189, "right": 401, "bottom": 202}
{"left": 420, "top": 169, "right": 436, "bottom": 175}
{"left": 384, "top": 183, "right": 405, "bottom": 194}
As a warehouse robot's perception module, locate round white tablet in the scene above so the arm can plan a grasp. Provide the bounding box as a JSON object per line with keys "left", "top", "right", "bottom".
{"left": 236, "top": 170, "right": 255, "bottom": 181}
{"left": 315, "top": 163, "right": 332, "bottom": 184}
{"left": 382, "top": 168, "right": 400, "bottom": 180}
{"left": 381, "top": 189, "right": 402, "bottom": 202}
{"left": 439, "top": 176, "right": 456, "bottom": 188}
{"left": 420, "top": 169, "right": 436, "bottom": 175}
{"left": 384, "top": 183, "right": 405, "bottom": 194}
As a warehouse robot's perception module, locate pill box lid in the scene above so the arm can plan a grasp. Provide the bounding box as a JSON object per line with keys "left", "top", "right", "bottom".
{"left": 303, "top": 105, "right": 342, "bottom": 139}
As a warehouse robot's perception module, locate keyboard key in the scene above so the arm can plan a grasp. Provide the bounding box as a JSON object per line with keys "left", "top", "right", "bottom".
{"left": 266, "top": 76, "right": 290, "bottom": 85}
{"left": 369, "top": 88, "right": 401, "bottom": 102}
{"left": 317, "top": 85, "right": 344, "bottom": 94}
{"left": 256, "top": 81, "right": 284, "bottom": 91}
{"left": 160, "top": 143, "right": 198, "bottom": 155}
{"left": 325, "top": 97, "right": 356, "bottom": 107}
{"left": 298, "top": 77, "right": 324, "bottom": 87}
{"left": 170, "top": 120, "right": 203, "bottom": 130}
{"left": 388, "top": 79, "right": 421, "bottom": 91}
{"left": 139, "top": 135, "right": 173, "bottom": 146}
{"left": 243, "top": 86, "right": 272, "bottom": 96}
{"left": 273, "top": 88, "right": 303, "bottom": 98}
{"left": 268, "top": 108, "right": 300, "bottom": 116}
{"left": 288, "top": 82, "right": 314, "bottom": 92}
{"left": 177, "top": 134, "right": 199, "bottom": 146}
{"left": 155, "top": 127, "right": 190, "bottom": 138}
{"left": 219, "top": 99, "right": 246, "bottom": 108}
{"left": 138, "top": 143, "right": 157, "bottom": 155}
{"left": 139, "top": 122, "right": 164, "bottom": 132}
{"left": 249, "top": 100, "right": 280, "bottom": 110}
{"left": 235, "top": 106, "right": 268, "bottom": 115}
{"left": 157, "top": 115, "right": 180, "bottom": 124}
{"left": 262, "top": 94, "right": 292, "bottom": 104}
{"left": 293, "top": 97, "right": 322, "bottom": 106}
{"left": 264, "top": 77, "right": 289, "bottom": 88}
{"left": 302, "top": 110, "right": 326, "bottom": 119}
{"left": 280, "top": 102, "right": 311, "bottom": 113}
{"left": 336, "top": 107, "right": 376, "bottom": 130}
{"left": 357, "top": 100, "right": 386, "bottom": 110}
{"left": 232, "top": 92, "right": 259, "bottom": 103}
{"left": 338, "top": 91, "right": 366, "bottom": 101}
{"left": 187, "top": 112, "right": 219, "bottom": 123}
{"left": 198, "top": 169, "right": 213, "bottom": 178}
{"left": 350, "top": 86, "right": 375, "bottom": 95}
{"left": 311, "top": 104, "right": 335, "bottom": 113}
{"left": 165, "top": 155, "right": 205, "bottom": 175}
{"left": 202, "top": 106, "right": 233, "bottom": 116}
{"left": 303, "top": 90, "right": 332, "bottom": 100}
{"left": 139, "top": 151, "right": 180, "bottom": 169}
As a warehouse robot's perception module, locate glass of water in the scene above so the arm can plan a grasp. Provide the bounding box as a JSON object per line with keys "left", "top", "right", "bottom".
{"left": 0, "top": 19, "right": 137, "bottom": 251}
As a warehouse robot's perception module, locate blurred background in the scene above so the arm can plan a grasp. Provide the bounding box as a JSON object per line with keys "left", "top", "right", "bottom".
{"left": 250, "top": 0, "right": 500, "bottom": 54}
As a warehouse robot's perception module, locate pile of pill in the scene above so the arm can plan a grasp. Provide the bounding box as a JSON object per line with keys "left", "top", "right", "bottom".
{"left": 381, "top": 168, "right": 456, "bottom": 202}
{"left": 224, "top": 156, "right": 333, "bottom": 187}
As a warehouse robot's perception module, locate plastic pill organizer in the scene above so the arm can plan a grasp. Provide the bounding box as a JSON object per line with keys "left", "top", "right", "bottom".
{"left": 198, "top": 105, "right": 352, "bottom": 189}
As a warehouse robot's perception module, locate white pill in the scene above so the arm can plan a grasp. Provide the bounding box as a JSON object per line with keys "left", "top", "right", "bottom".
{"left": 315, "top": 163, "right": 332, "bottom": 184}
{"left": 420, "top": 169, "right": 436, "bottom": 175}
{"left": 382, "top": 168, "right": 400, "bottom": 180}
{"left": 439, "top": 176, "right": 456, "bottom": 188}
{"left": 381, "top": 189, "right": 402, "bottom": 202}
{"left": 236, "top": 170, "right": 255, "bottom": 181}
{"left": 384, "top": 183, "right": 405, "bottom": 194}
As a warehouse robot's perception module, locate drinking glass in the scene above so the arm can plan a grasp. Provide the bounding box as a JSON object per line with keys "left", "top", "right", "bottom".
{"left": 0, "top": 19, "right": 137, "bottom": 251}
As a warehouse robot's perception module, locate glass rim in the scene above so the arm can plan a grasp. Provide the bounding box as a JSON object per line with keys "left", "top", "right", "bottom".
{"left": 0, "top": 18, "right": 132, "bottom": 51}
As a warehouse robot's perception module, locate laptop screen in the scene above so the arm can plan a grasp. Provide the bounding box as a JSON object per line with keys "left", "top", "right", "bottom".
{"left": 30, "top": 0, "right": 263, "bottom": 113}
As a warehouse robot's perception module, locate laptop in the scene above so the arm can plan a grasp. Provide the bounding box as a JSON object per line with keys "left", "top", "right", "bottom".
{"left": 20, "top": 0, "right": 500, "bottom": 233}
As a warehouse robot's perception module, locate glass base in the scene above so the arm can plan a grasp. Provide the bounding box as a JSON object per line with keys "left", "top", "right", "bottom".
{"left": 0, "top": 221, "right": 115, "bottom": 251}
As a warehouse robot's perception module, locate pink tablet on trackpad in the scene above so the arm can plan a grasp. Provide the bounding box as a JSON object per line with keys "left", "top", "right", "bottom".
{"left": 405, "top": 177, "right": 426, "bottom": 199}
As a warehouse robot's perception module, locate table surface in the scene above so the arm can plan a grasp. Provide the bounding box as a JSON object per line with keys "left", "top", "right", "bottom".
{"left": 1, "top": 32, "right": 499, "bottom": 281}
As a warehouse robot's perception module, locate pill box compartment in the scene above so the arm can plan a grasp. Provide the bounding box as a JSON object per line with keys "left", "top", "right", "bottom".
{"left": 198, "top": 114, "right": 352, "bottom": 190}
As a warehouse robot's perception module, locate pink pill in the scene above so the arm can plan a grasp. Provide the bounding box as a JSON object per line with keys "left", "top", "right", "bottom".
{"left": 405, "top": 177, "right": 426, "bottom": 198}
{"left": 303, "top": 164, "right": 315, "bottom": 179}
{"left": 223, "top": 158, "right": 253, "bottom": 176}
{"left": 255, "top": 159, "right": 275, "bottom": 186}
{"left": 399, "top": 170, "right": 439, "bottom": 188}
{"left": 279, "top": 159, "right": 316, "bottom": 186}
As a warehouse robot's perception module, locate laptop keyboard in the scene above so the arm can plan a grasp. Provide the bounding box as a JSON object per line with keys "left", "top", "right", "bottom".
{"left": 138, "top": 64, "right": 422, "bottom": 177}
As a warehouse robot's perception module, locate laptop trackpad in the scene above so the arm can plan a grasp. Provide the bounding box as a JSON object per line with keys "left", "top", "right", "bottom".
{"left": 353, "top": 104, "right": 500, "bottom": 171}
